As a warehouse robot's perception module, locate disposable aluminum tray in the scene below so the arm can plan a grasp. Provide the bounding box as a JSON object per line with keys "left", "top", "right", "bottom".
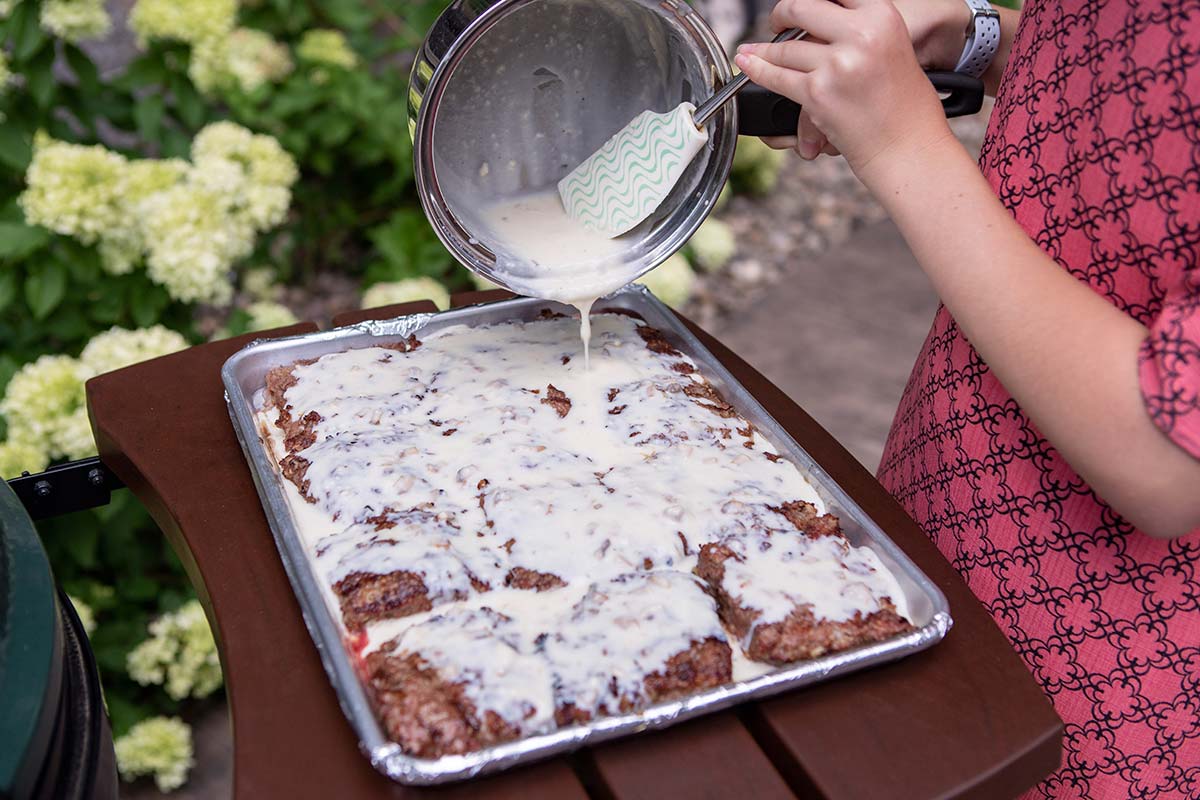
{"left": 221, "top": 284, "right": 953, "bottom": 786}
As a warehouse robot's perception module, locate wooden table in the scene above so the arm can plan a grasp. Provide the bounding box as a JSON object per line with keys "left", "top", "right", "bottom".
{"left": 87, "top": 291, "right": 1062, "bottom": 800}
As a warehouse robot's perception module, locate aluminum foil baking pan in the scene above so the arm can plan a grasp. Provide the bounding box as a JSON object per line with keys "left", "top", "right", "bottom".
{"left": 221, "top": 285, "right": 953, "bottom": 785}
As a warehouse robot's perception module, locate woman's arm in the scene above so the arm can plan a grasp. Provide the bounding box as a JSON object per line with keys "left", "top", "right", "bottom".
{"left": 865, "top": 139, "right": 1200, "bottom": 539}
{"left": 736, "top": 0, "right": 1200, "bottom": 538}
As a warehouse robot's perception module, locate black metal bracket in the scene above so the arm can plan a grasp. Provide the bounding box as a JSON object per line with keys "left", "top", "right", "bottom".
{"left": 6, "top": 457, "right": 125, "bottom": 521}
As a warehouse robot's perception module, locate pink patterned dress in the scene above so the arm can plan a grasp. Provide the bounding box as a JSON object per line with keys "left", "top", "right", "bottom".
{"left": 877, "top": 1, "right": 1200, "bottom": 798}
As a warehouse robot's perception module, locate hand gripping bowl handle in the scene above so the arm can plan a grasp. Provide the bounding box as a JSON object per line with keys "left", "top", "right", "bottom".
{"left": 736, "top": 71, "right": 985, "bottom": 137}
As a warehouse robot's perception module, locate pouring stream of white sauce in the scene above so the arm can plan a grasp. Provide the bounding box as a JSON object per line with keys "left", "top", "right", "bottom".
{"left": 481, "top": 190, "right": 626, "bottom": 366}
{"left": 477, "top": 102, "right": 708, "bottom": 363}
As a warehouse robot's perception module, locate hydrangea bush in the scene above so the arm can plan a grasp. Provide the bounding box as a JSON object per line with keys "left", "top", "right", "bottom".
{"left": 0, "top": 0, "right": 771, "bottom": 789}
{"left": 0, "top": 0, "right": 462, "bottom": 791}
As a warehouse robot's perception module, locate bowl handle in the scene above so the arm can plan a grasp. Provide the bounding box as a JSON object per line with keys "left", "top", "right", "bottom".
{"left": 735, "top": 71, "right": 984, "bottom": 137}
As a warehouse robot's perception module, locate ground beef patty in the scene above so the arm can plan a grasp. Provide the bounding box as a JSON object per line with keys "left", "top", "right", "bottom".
{"left": 504, "top": 567, "right": 566, "bottom": 591}
{"left": 333, "top": 570, "right": 435, "bottom": 632}
{"left": 554, "top": 637, "right": 732, "bottom": 726}
{"left": 695, "top": 540, "right": 913, "bottom": 664}
{"left": 364, "top": 647, "right": 520, "bottom": 758}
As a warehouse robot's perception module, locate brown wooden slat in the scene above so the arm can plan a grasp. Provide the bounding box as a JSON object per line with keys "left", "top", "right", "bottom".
{"left": 583, "top": 714, "right": 795, "bottom": 800}
{"left": 86, "top": 313, "right": 588, "bottom": 800}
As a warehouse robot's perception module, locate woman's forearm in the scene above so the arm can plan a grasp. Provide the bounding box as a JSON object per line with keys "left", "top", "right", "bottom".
{"left": 862, "top": 137, "right": 1200, "bottom": 538}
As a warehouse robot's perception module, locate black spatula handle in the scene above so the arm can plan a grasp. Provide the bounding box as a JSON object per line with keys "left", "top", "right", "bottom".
{"left": 735, "top": 70, "right": 984, "bottom": 137}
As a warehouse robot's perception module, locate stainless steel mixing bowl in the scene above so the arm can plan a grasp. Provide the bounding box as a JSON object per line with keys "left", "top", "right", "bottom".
{"left": 408, "top": 0, "right": 735, "bottom": 297}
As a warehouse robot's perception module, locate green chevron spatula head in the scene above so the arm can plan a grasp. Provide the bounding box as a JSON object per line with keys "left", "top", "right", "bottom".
{"left": 558, "top": 27, "right": 805, "bottom": 238}
{"left": 557, "top": 102, "right": 709, "bottom": 238}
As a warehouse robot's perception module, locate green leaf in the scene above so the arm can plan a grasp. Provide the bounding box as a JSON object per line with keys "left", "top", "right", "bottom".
{"left": 0, "top": 131, "right": 31, "bottom": 176}
{"left": 365, "top": 210, "right": 453, "bottom": 283}
{"left": 269, "top": 82, "right": 324, "bottom": 118}
{"left": 64, "top": 45, "right": 101, "bottom": 95}
{"left": 133, "top": 95, "right": 166, "bottom": 143}
{"left": 0, "top": 222, "right": 51, "bottom": 259}
{"left": 116, "top": 54, "right": 168, "bottom": 90}
{"left": 61, "top": 244, "right": 102, "bottom": 283}
{"left": 26, "top": 46, "right": 58, "bottom": 109}
{"left": 321, "top": 0, "right": 374, "bottom": 31}
{"left": 0, "top": 269, "right": 17, "bottom": 312}
{"left": 11, "top": 2, "right": 47, "bottom": 63}
{"left": 170, "top": 73, "right": 207, "bottom": 130}
{"left": 24, "top": 261, "right": 67, "bottom": 319}
{"left": 317, "top": 115, "right": 355, "bottom": 147}
{"left": 130, "top": 281, "right": 169, "bottom": 327}
{"left": 64, "top": 525, "right": 100, "bottom": 569}
{"left": 161, "top": 127, "right": 191, "bottom": 159}
{"left": 45, "top": 308, "right": 91, "bottom": 342}
{"left": 88, "top": 284, "right": 125, "bottom": 324}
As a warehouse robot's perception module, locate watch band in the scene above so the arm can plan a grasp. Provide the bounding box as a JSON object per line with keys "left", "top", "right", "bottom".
{"left": 955, "top": 0, "right": 1001, "bottom": 79}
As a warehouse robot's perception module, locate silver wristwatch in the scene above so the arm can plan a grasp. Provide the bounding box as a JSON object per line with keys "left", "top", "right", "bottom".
{"left": 955, "top": 0, "right": 1001, "bottom": 79}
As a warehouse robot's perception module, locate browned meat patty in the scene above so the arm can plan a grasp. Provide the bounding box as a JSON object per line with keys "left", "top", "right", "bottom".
{"left": 333, "top": 570, "right": 435, "bottom": 633}
{"left": 694, "top": 539, "right": 913, "bottom": 664}
{"left": 504, "top": 567, "right": 566, "bottom": 591}
{"left": 364, "top": 647, "right": 520, "bottom": 758}
{"left": 554, "top": 637, "right": 732, "bottom": 727}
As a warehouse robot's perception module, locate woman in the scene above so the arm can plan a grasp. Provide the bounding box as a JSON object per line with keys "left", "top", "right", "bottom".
{"left": 735, "top": 0, "right": 1200, "bottom": 797}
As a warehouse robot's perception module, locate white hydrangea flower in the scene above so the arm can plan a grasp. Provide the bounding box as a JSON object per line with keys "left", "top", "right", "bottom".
{"left": 104, "top": 157, "right": 189, "bottom": 275}
{"left": 191, "top": 121, "right": 298, "bottom": 231}
{"left": 121, "top": 158, "right": 190, "bottom": 204}
{"left": 55, "top": 407, "right": 97, "bottom": 460}
{"left": 126, "top": 600, "right": 222, "bottom": 701}
{"left": 190, "top": 27, "right": 293, "bottom": 95}
{"left": 97, "top": 233, "right": 143, "bottom": 276}
{"left": 361, "top": 278, "right": 451, "bottom": 311}
{"left": 19, "top": 134, "right": 128, "bottom": 245}
{"left": 240, "top": 266, "right": 280, "bottom": 301}
{"left": 687, "top": 217, "right": 736, "bottom": 273}
{"left": 129, "top": 0, "right": 236, "bottom": 46}
{"left": 80, "top": 325, "right": 189, "bottom": 377}
{"left": 296, "top": 29, "right": 358, "bottom": 69}
{"left": 0, "top": 1, "right": 13, "bottom": 19}
{"left": 0, "top": 438, "right": 49, "bottom": 478}
{"left": 0, "top": 355, "right": 86, "bottom": 460}
{"left": 21, "top": 125, "right": 293, "bottom": 306}
{"left": 67, "top": 594, "right": 96, "bottom": 635}
{"left": 114, "top": 717, "right": 194, "bottom": 792}
{"left": 636, "top": 253, "right": 696, "bottom": 308}
{"left": 141, "top": 183, "right": 248, "bottom": 306}
{"left": 41, "top": 0, "right": 111, "bottom": 43}
{"left": 126, "top": 633, "right": 172, "bottom": 686}
{"left": 244, "top": 301, "right": 297, "bottom": 331}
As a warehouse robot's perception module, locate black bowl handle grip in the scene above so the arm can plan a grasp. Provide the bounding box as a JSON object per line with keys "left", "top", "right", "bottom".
{"left": 736, "top": 70, "right": 984, "bottom": 137}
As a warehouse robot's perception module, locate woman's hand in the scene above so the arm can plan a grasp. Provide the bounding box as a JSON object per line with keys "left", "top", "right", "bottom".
{"left": 735, "top": 0, "right": 955, "bottom": 180}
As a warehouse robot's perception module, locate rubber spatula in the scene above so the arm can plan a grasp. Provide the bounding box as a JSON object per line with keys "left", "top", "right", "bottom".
{"left": 558, "top": 28, "right": 806, "bottom": 237}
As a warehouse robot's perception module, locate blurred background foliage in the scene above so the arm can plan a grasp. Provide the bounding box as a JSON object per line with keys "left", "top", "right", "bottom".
{"left": 0, "top": 0, "right": 459, "bottom": 790}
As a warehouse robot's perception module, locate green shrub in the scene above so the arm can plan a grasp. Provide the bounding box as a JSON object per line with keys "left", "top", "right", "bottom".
{"left": 0, "top": 0, "right": 455, "bottom": 789}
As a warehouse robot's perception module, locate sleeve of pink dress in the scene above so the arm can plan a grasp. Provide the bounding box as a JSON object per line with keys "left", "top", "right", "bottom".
{"left": 1138, "top": 269, "right": 1200, "bottom": 460}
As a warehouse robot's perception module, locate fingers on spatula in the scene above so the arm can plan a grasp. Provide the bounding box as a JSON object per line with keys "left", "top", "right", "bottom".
{"left": 557, "top": 102, "right": 709, "bottom": 238}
